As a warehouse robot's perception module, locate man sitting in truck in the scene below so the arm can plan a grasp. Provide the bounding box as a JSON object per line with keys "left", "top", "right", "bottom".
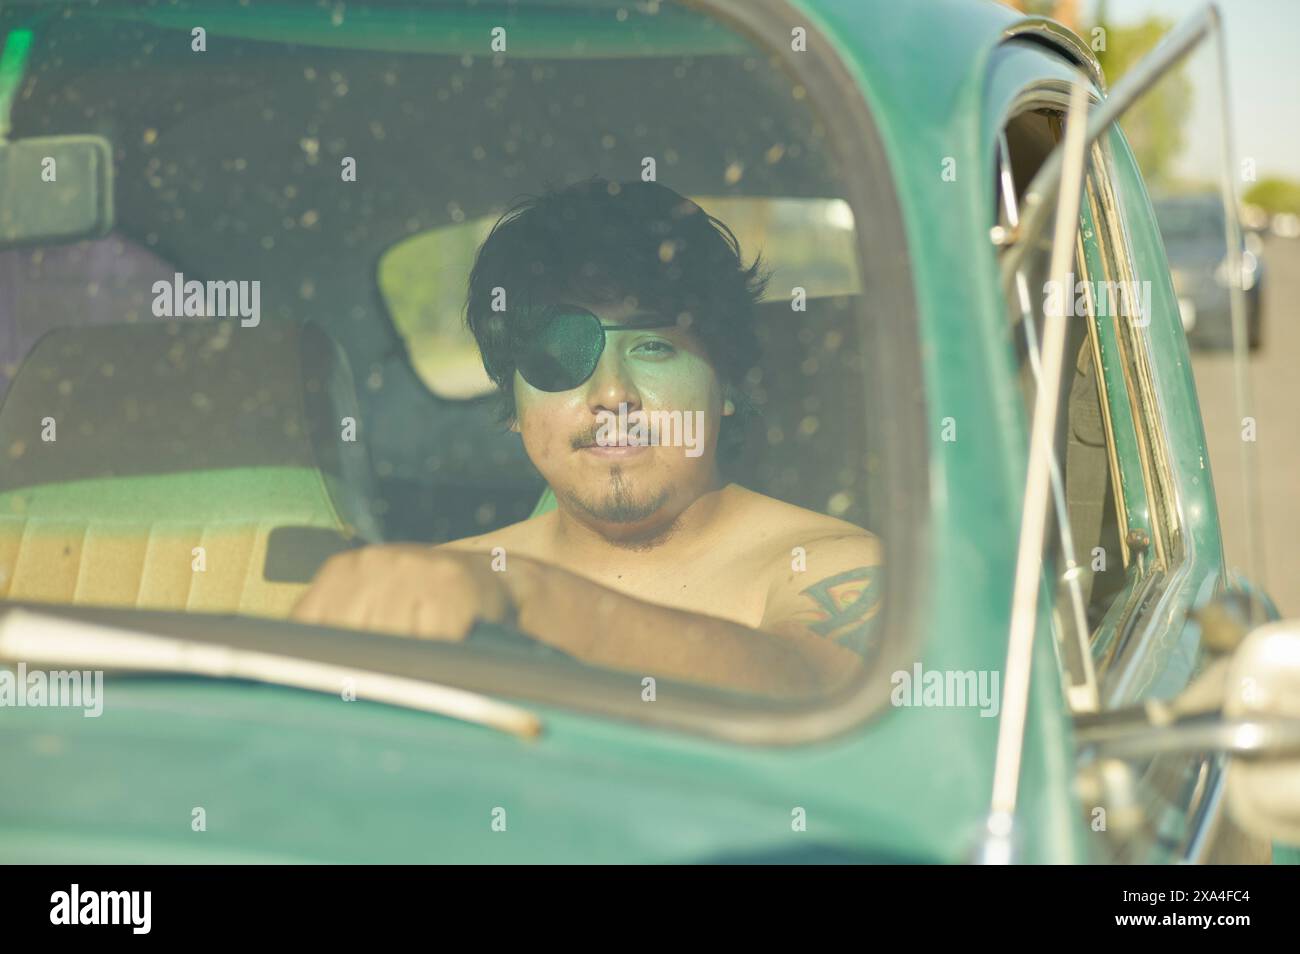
{"left": 292, "top": 178, "right": 882, "bottom": 698}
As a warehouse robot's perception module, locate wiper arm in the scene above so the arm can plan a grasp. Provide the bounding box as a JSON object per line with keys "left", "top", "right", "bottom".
{"left": 979, "top": 80, "right": 1092, "bottom": 865}
{"left": 0, "top": 607, "right": 542, "bottom": 740}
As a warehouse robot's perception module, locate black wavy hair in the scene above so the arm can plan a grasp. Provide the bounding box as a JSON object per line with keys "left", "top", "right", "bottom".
{"left": 464, "top": 177, "right": 766, "bottom": 461}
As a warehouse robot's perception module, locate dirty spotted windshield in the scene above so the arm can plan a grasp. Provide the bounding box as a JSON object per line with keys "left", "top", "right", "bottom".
{"left": 0, "top": 2, "right": 903, "bottom": 705}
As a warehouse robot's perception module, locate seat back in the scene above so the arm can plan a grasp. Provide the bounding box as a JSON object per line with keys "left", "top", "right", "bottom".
{"left": 0, "top": 320, "right": 379, "bottom": 617}
{"left": 732, "top": 294, "right": 870, "bottom": 526}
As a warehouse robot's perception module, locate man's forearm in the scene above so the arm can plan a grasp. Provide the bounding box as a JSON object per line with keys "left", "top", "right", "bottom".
{"left": 500, "top": 556, "right": 852, "bottom": 697}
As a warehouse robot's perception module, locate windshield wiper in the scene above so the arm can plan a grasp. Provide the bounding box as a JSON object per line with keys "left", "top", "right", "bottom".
{"left": 0, "top": 607, "right": 542, "bottom": 740}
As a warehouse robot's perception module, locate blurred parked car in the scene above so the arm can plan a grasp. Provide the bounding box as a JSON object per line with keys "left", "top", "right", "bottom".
{"left": 1241, "top": 203, "right": 1269, "bottom": 233}
{"left": 1154, "top": 192, "right": 1264, "bottom": 350}
{"left": 1271, "top": 212, "right": 1300, "bottom": 239}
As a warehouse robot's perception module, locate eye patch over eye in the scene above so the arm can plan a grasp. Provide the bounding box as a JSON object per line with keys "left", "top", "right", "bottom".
{"left": 513, "top": 304, "right": 673, "bottom": 392}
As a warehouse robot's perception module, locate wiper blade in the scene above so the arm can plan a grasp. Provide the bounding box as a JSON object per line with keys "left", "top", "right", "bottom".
{"left": 0, "top": 607, "right": 542, "bottom": 740}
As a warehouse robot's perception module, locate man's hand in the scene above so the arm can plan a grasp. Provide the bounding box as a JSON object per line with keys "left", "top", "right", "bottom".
{"left": 289, "top": 545, "right": 514, "bottom": 640}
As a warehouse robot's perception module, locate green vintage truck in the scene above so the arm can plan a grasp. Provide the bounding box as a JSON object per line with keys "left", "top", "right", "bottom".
{"left": 0, "top": 0, "right": 1296, "bottom": 864}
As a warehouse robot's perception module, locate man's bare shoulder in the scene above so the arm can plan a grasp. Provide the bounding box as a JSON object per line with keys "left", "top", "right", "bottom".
{"left": 435, "top": 510, "right": 556, "bottom": 559}
{"left": 723, "top": 484, "right": 880, "bottom": 553}
{"left": 724, "top": 486, "right": 883, "bottom": 643}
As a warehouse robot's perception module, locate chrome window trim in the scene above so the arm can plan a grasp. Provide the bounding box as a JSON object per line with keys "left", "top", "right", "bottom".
{"left": 1001, "top": 19, "right": 1109, "bottom": 96}
{"left": 1180, "top": 754, "right": 1227, "bottom": 863}
{"left": 993, "top": 68, "right": 1194, "bottom": 704}
{"left": 992, "top": 81, "right": 1161, "bottom": 708}
{"left": 1087, "top": 135, "right": 1186, "bottom": 571}
{"left": 1088, "top": 128, "right": 1203, "bottom": 706}
{"left": 1078, "top": 211, "right": 1136, "bottom": 568}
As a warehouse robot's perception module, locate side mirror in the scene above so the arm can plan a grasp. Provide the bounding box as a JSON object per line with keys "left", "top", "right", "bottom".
{"left": 1224, "top": 620, "right": 1300, "bottom": 843}
{"left": 0, "top": 135, "right": 114, "bottom": 249}
{"left": 1074, "top": 615, "right": 1300, "bottom": 845}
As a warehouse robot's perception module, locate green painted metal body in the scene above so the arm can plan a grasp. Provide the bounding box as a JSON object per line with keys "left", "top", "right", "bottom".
{"left": 0, "top": 0, "right": 1254, "bottom": 863}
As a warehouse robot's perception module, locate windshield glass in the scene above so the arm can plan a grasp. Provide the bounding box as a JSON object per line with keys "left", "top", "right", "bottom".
{"left": 0, "top": 0, "right": 907, "bottom": 711}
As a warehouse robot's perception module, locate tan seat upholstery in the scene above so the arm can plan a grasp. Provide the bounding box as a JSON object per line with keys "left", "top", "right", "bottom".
{"left": 0, "top": 320, "right": 380, "bottom": 618}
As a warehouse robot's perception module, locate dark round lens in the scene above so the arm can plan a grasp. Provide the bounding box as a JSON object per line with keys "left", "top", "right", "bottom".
{"left": 516, "top": 308, "right": 605, "bottom": 392}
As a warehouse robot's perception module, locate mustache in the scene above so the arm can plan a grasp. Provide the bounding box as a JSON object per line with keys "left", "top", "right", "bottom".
{"left": 571, "top": 413, "right": 656, "bottom": 449}
{"left": 572, "top": 430, "right": 656, "bottom": 449}
{"left": 572, "top": 431, "right": 600, "bottom": 449}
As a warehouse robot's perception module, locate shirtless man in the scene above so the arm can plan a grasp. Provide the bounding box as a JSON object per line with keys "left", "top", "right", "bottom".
{"left": 292, "top": 179, "right": 882, "bottom": 698}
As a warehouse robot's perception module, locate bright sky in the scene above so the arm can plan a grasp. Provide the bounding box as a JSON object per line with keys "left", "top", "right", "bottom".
{"left": 1089, "top": 0, "right": 1300, "bottom": 182}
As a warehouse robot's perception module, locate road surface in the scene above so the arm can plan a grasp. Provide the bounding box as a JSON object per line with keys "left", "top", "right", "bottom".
{"left": 1190, "top": 234, "right": 1300, "bottom": 615}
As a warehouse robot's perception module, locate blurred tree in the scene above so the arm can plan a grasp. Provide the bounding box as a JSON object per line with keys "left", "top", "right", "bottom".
{"left": 1244, "top": 177, "right": 1300, "bottom": 215}
{"left": 1092, "top": 10, "right": 1191, "bottom": 187}
{"left": 999, "top": 0, "right": 1078, "bottom": 29}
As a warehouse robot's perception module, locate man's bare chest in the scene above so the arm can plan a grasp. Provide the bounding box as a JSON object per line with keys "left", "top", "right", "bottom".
{"left": 565, "top": 550, "right": 774, "bottom": 629}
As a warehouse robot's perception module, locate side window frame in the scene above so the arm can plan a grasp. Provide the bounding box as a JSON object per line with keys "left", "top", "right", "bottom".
{"left": 993, "top": 85, "right": 1189, "bottom": 712}
{"left": 1089, "top": 120, "right": 1213, "bottom": 707}
{"left": 1079, "top": 131, "right": 1186, "bottom": 682}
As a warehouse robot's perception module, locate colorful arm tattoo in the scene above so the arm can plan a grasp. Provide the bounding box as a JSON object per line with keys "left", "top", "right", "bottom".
{"left": 797, "top": 566, "right": 882, "bottom": 659}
